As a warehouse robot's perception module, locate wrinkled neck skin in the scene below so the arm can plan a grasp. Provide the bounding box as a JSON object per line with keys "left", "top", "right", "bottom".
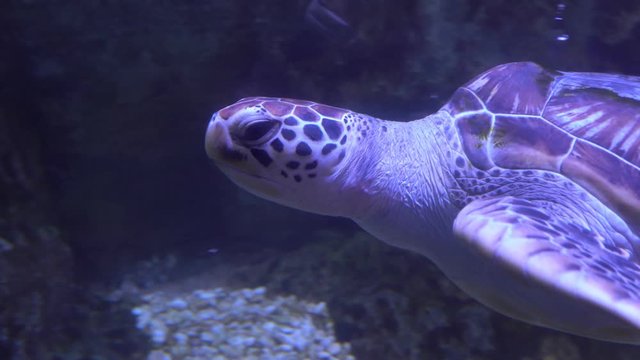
{"left": 335, "top": 111, "right": 459, "bottom": 262}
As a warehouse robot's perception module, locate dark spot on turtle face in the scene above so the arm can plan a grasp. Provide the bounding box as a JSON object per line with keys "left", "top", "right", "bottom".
{"left": 321, "top": 143, "right": 337, "bottom": 155}
{"left": 286, "top": 161, "right": 300, "bottom": 169}
{"left": 347, "top": 126, "right": 351, "bottom": 131}
{"left": 362, "top": 131, "right": 367, "bottom": 137}
{"left": 284, "top": 116, "right": 298, "bottom": 126}
{"left": 304, "top": 160, "right": 318, "bottom": 170}
{"left": 282, "top": 128, "right": 296, "bottom": 141}
{"left": 281, "top": 170, "right": 288, "bottom": 178}
{"left": 476, "top": 171, "right": 486, "bottom": 179}
{"left": 340, "top": 135, "right": 347, "bottom": 145}
{"left": 270, "top": 138, "right": 284, "bottom": 152}
{"left": 303, "top": 124, "right": 323, "bottom": 141}
{"left": 338, "top": 150, "right": 346, "bottom": 162}
{"left": 294, "top": 175, "right": 302, "bottom": 182}
{"left": 490, "top": 169, "right": 501, "bottom": 177}
{"left": 219, "top": 147, "right": 247, "bottom": 162}
{"left": 308, "top": 173, "right": 317, "bottom": 178}
{"left": 382, "top": 125, "right": 387, "bottom": 132}
{"left": 296, "top": 142, "right": 312, "bottom": 156}
{"left": 322, "top": 118, "right": 343, "bottom": 140}
{"left": 250, "top": 148, "right": 273, "bottom": 167}
{"left": 523, "top": 170, "right": 534, "bottom": 176}
{"left": 455, "top": 156, "right": 465, "bottom": 168}
{"left": 453, "top": 170, "right": 461, "bottom": 178}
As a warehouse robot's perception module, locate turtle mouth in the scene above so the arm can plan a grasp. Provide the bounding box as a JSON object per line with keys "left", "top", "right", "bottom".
{"left": 217, "top": 164, "right": 285, "bottom": 197}
{"left": 218, "top": 163, "right": 271, "bottom": 182}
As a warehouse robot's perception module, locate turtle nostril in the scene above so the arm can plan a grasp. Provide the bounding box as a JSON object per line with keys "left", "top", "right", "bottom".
{"left": 238, "top": 119, "right": 281, "bottom": 145}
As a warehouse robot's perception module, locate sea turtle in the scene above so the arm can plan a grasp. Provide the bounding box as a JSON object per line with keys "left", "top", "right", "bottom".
{"left": 205, "top": 62, "right": 640, "bottom": 344}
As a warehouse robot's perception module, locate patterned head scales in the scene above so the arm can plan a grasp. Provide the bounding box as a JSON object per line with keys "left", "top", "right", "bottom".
{"left": 205, "top": 97, "right": 372, "bottom": 214}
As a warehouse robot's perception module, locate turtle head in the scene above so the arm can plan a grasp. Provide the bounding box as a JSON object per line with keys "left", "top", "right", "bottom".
{"left": 206, "top": 97, "right": 372, "bottom": 216}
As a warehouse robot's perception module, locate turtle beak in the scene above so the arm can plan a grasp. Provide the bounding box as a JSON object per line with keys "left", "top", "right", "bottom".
{"left": 205, "top": 112, "right": 241, "bottom": 162}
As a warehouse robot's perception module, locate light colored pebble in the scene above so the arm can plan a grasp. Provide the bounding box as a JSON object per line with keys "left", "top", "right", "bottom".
{"left": 167, "top": 298, "right": 188, "bottom": 309}
{"left": 196, "top": 309, "right": 218, "bottom": 320}
{"left": 194, "top": 290, "right": 215, "bottom": 300}
{"left": 146, "top": 350, "right": 172, "bottom": 360}
{"left": 149, "top": 320, "right": 168, "bottom": 344}
{"left": 199, "top": 331, "right": 215, "bottom": 343}
{"left": 173, "top": 332, "right": 188, "bottom": 346}
{"left": 307, "top": 302, "right": 327, "bottom": 315}
{"left": 328, "top": 342, "right": 341, "bottom": 355}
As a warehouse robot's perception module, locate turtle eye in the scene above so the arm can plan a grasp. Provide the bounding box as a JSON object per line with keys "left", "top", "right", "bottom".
{"left": 237, "top": 119, "right": 280, "bottom": 145}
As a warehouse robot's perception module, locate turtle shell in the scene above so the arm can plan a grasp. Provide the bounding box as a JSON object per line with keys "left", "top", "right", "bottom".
{"left": 443, "top": 62, "right": 640, "bottom": 231}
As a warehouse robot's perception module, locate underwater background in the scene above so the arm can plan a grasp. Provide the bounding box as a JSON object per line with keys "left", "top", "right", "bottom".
{"left": 2, "top": 0, "right": 640, "bottom": 359}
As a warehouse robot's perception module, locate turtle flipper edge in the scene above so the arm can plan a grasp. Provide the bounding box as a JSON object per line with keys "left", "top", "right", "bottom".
{"left": 453, "top": 195, "right": 640, "bottom": 343}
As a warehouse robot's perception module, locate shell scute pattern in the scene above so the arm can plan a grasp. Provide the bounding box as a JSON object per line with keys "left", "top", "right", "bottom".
{"left": 446, "top": 62, "right": 640, "bottom": 232}
{"left": 465, "top": 62, "right": 555, "bottom": 116}
{"left": 455, "top": 113, "right": 492, "bottom": 170}
{"left": 562, "top": 140, "right": 640, "bottom": 225}
{"left": 491, "top": 114, "right": 574, "bottom": 171}
{"left": 441, "top": 87, "right": 485, "bottom": 115}
{"left": 543, "top": 84, "right": 640, "bottom": 166}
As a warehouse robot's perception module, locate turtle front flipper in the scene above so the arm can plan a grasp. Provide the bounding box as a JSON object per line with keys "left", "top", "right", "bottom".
{"left": 452, "top": 195, "right": 640, "bottom": 344}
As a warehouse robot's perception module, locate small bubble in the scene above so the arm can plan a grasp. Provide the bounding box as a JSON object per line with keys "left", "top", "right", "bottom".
{"left": 556, "top": 34, "right": 570, "bottom": 41}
